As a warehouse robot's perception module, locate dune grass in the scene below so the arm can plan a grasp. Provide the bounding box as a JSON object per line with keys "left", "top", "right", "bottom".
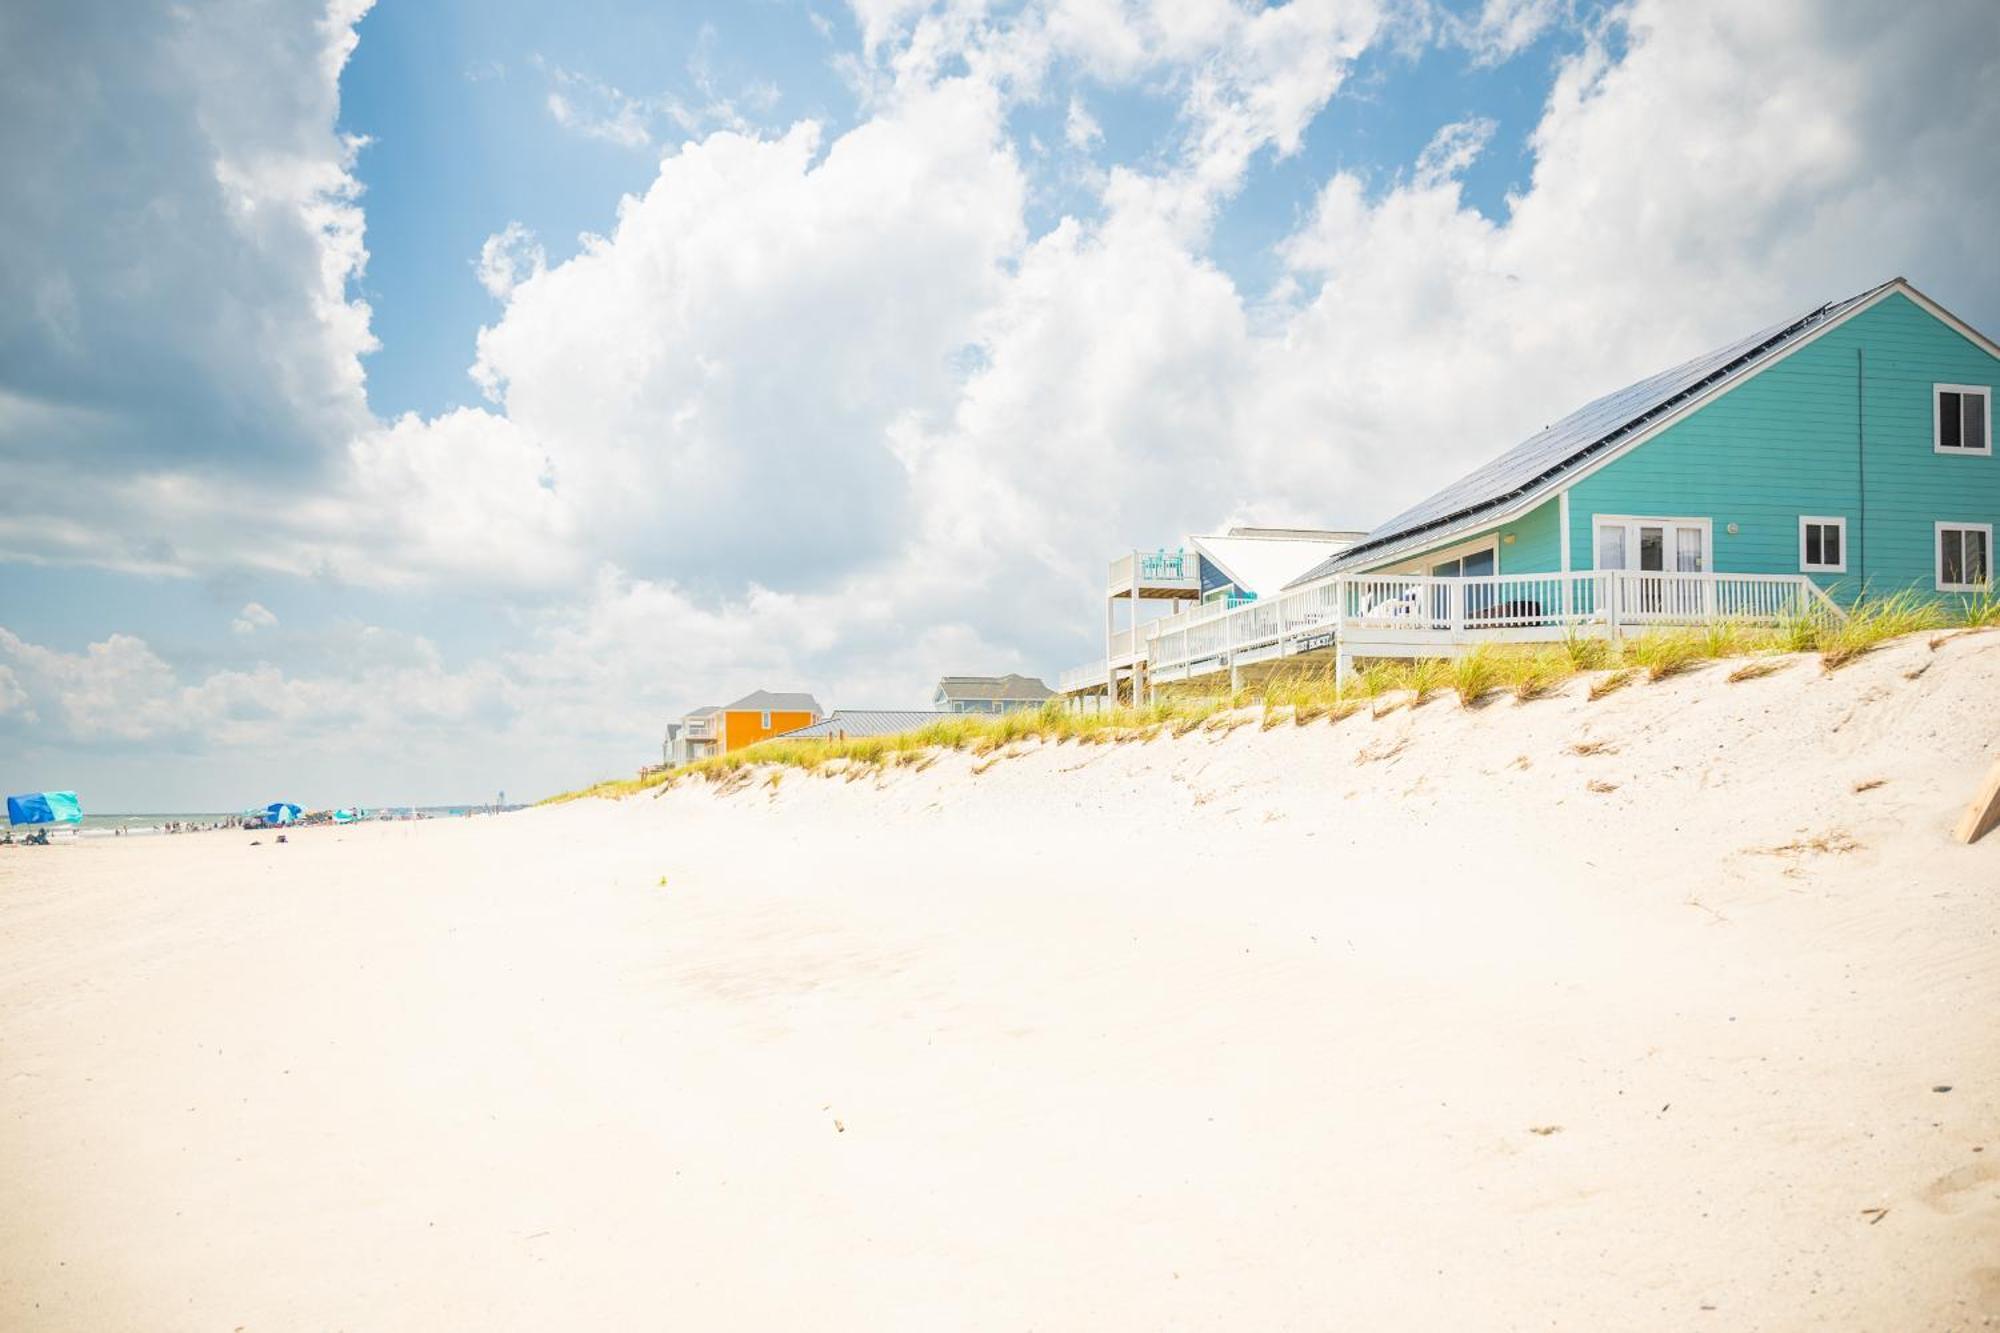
{"left": 543, "top": 591, "right": 1998, "bottom": 801}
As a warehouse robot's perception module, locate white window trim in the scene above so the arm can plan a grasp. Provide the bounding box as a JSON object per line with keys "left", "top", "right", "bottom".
{"left": 1934, "top": 383, "right": 1992, "bottom": 456}
{"left": 1798, "top": 516, "right": 1848, "bottom": 574}
{"left": 1589, "top": 515, "right": 1714, "bottom": 571}
{"left": 760, "top": 710, "right": 772, "bottom": 728}
{"left": 1936, "top": 521, "right": 1994, "bottom": 592}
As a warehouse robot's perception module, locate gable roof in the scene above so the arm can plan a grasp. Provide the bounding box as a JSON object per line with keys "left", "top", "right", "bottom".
{"left": 778, "top": 710, "right": 952, "bottom": 740}
{"left": 722, "top": 689, "right": 822, "bottom": 715}
{"left": 1191, "top": 529, "right": 1363, "bottom": 596}
{"left": 1288, "top": 277, "right": 1908, "bottom": 584}
{"left": 934, "top": 673, "right": 1054, "bottom": 702}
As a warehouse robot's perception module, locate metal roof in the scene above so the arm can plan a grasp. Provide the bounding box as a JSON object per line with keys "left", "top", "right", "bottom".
{"left": 1287, "top": 278, "right": 1901, "bottom": 584}
{"left": 722, "top": 689, "right": 822, "bottom": 715}
{"left": 777, "top": 710, "right": 953, "bottom": 740}
{"left": 934, "top": 674, "right": 1054, "bottom": 702}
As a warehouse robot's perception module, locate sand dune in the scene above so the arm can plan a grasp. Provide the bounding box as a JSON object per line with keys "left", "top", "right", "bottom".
{"left": 3, "top": 632, "right": 1998, "bottom": 1330}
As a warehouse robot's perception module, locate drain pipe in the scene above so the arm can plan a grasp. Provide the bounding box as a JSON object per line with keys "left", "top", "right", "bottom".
{"left": 1856, "top": 347, "right": 1867, "bottom": 589}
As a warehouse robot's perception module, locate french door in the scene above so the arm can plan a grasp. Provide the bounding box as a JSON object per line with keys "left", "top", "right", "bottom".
{"left": 1595, "top": 517, "right": 1710, "bottom": 618}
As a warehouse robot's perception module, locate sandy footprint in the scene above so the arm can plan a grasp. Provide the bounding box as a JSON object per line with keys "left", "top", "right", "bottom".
{"left": 1921, "top": 1159, "right": 2000, "bottom": 1217}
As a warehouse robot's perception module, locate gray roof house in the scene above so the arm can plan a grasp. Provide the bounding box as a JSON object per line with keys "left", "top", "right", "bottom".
{"left": 777, "top": 710, "right": 955, "bottom": 740}
{"left": 932, "top": 674, "right": 1055, "bottom": 714}
{"left": 723, "top": 689, "right": 823, "bottom": 715}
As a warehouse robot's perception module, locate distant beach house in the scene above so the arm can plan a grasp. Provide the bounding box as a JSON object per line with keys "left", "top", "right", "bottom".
{"left": 666, "top": 692, "right": 823, "bottom": 762}
{"left": 932, "top": 674, "right": 1055, "bottom": 714}
{"left": 715, "top": 691, "right": 822, "bottom": 752}
{"left": 1061, "top": 527, "right": 1365, "bottom": 699}
{"left": 668, "top": 706, "right": 722, "bottom": 764}
{"left": 778, "top": 710, "right": 955, "bottom": 741}
{"left": 1064, "top": 278, "right": 1998, "bottom": 699}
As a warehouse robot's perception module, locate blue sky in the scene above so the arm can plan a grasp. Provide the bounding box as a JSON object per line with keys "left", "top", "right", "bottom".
{"left": 3, "top": 0, "right": 1997, "bottom": 810}
{"left": 337, "top": 0, "right": 1583, "bottom": 423}
{"left": 341, "top": 1, "right": 874, "bottom": 421}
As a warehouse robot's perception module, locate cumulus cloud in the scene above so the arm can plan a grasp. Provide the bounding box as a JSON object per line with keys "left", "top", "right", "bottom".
{"left": 232, "top": 602, "right": 279, "bottom": 636}
{"left": 0, "top": 664, "right": 29, "bottom": 719}
{"left": 408, "top": 78, "right": 1029, "bottom": 592}
{"left": 545, "top": 67, "right": 659, "bottom": 148}
{"left": 475, "top": 223, "right": 548, "bottom": 301}
{"left": 0, "top": 0, "right": 377, "bottom": 579}
{"left": 1413, "top": 116, "right": 1497, "bottom": 185}
{"left": 0, "top": 1, "right": 376, "bottom": 468}
{"left": 1064, "top": 93, "right": 1103, "bottom": 149}
{"left": 1453, "top": 0, "right": 1566, "bottom": 65}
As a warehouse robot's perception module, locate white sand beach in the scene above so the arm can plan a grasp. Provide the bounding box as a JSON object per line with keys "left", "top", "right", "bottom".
{"left": 3, "top": 632, "right": 1999, "bottom": 1331}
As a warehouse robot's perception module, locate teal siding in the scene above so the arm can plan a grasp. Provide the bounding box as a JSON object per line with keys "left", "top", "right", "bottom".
{"left": 1367, "top": 496, "right": 1562, "bottom": 576}
{"left": 1560, "top": 292, "right": 2000, "bottom": 596}
{"left": 1497, "top": 495, "right": 1562, "bottom": 575}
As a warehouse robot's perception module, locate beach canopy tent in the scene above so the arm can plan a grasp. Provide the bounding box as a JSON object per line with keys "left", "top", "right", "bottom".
{"left": 7, "top": 791, "right": 83, "bottom": 826}
{"left": 263, "top": 802, "right": 302, "bottom": 826}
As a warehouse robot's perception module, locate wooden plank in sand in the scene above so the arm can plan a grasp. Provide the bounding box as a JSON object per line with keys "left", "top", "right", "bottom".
{"left": 1955, "top": 754, "right": 2000, "bottom": 846}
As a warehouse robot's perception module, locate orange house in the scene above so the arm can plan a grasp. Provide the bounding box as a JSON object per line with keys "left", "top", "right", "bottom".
{"left": 718, "top": 690, "right": 823, "bottom": 753}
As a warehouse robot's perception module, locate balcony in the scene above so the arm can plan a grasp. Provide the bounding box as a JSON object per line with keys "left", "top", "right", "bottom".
{"left": 1108, "top": 549, "right": 1201, "bottom": 598}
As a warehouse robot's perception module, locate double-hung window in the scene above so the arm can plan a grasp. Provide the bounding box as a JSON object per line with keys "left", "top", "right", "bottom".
{"left": 1935, "top": 384, "right": 1991, "bottom": 455}
{"left": 1937, "top": 523, "right": 1993, "bottom": 591}
{"left": 1799, "top": 517, "right": 1846, "bottom": 574}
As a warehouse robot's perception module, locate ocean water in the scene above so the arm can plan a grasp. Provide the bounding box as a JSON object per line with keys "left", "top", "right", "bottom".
{"left": 74, "top": 813, "right": 236, "bottom": 836}
{"left": 39, "top": 808, "right": 515, "bottom": 838}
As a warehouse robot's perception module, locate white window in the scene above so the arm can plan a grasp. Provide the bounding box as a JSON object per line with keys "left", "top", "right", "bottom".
{"left": 1799, "top": 516, "right": 1847, "bottom": 573}
{"left": 1935, "top": 384, "right": 1991, "bottom": 455}
{"left": 1937, "top": 523, "right": 1993, "bottom": 591}
{"left": 760, "top": 710, "right": 772, "bottom": 728}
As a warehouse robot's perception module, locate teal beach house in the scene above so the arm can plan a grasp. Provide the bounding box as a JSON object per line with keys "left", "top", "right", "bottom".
{"left": 1115, "top": 278, "right": 1998, "bottom": 695}
{"left": 1301, "top": 277, "right": 1996, "bottom": 601}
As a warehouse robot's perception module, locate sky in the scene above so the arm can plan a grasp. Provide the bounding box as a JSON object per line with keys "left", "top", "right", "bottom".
{"left": 2, "top": 0, "right": 1998, "bottom": 810}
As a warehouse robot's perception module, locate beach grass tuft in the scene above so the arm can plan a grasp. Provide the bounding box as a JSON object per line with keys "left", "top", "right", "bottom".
{"left": 1816, "top": 590, "right": 1950, "bottom": 670}
{"left": 1450, "top": 647, "right": 1501, "bottom": 707}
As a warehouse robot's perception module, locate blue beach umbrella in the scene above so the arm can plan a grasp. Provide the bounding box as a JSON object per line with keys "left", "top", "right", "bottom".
{"left": 263, "top": 802, "right": 301, "bottom": 826}
{"left": 7, "top": 791, "right": 83, "bottom": 826}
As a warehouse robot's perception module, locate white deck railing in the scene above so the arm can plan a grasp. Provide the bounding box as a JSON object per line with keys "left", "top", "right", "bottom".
{"left": 1135, "top": 570, "right": 1842, "bottom": 683}
{"left": 1058, "top": 660, "right": 1110, "bottom": 692}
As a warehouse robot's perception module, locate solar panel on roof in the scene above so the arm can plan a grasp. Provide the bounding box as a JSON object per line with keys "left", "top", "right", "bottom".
{"left": 1285, "top": 280, "right": 1898, "bottom": 586}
